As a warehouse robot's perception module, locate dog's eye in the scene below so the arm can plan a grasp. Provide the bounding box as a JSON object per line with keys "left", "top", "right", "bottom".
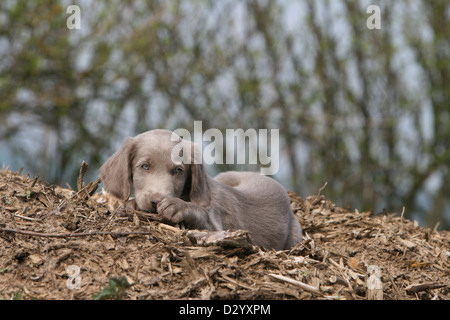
{"left": 141, "top": 164, "right": 149, "bottom": 170}
{"left": 172, "top": 167, "right": 183, "bottom": 174}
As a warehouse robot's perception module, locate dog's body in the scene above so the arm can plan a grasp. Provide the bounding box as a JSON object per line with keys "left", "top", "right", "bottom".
{"left": 99, "top": 130, "right": 302, "bottom": 250}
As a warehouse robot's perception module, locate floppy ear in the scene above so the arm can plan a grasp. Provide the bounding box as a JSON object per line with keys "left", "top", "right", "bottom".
{"left": 178, "top": 141, "right": 211, "bottom": 206}
{"left": 189, "top": 163, "right": 211, "bottom": 207}
{"left": 99, "top": 137, "right": 135, "bottom": 201}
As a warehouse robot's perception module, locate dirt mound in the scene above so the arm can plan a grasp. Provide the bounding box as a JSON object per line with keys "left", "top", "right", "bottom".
{"left": 0, "top": 167, "right": 448, "bottom": 300}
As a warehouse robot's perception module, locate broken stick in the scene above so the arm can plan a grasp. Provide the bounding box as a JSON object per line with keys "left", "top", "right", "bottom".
{"left": 406, "top": 282, "right": 447, "bottom": 295}
{"left": 0, "top": 227, "right": 153, "bottom": 239}
{"left": 77, "top": 161, "right": 88, "bottom": 191}
{"left": 269, "top": 273, "right": 322, "bottom": 295}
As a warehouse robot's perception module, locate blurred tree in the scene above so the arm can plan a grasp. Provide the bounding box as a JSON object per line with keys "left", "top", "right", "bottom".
{"left": 0, "top": 0, "right": 448, "bottom": 228}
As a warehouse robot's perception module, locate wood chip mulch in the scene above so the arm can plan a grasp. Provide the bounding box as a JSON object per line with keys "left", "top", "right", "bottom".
{"left": 0, "top": 167, "right": 448, "bottom": 300}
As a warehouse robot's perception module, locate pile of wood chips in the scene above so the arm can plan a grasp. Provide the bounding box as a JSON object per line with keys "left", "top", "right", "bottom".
{"left": 0, "top": 167, "right": 448, "bottom": 300}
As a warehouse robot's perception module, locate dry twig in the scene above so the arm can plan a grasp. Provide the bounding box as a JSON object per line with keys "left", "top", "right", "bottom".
{"left": 269, "top": 273, "right": 322, "bottom": 296}
{"left": 405, "top": 283, "right": 447, "bottom": 295}
{"left": 0, "top": 227, "right": 153, "bottom": 239}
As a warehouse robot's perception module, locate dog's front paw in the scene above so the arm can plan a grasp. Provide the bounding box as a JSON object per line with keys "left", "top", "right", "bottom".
{"left": 157, "top": 198, "right": 189, "bottom": 224}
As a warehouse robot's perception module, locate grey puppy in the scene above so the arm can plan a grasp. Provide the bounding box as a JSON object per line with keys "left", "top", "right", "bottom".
{"left": 99, "top": 130, "right": 302, "bottom": 250}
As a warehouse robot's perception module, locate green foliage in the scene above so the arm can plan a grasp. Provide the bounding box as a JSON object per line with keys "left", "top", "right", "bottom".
{"left": 0, "top": 289, "right": 24, "bottom": 300}
{"left": 93, "top": 276, "right": 132, "bottom": 300}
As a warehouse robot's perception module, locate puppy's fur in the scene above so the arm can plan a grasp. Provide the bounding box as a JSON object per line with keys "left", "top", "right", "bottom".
{"left": 100, "top": 130, "right": 302, "bottom": 250}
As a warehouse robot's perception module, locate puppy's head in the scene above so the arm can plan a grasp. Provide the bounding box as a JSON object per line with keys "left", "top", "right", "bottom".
{"left": 99, "top": 130, "right": 209, "bottom": 212}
